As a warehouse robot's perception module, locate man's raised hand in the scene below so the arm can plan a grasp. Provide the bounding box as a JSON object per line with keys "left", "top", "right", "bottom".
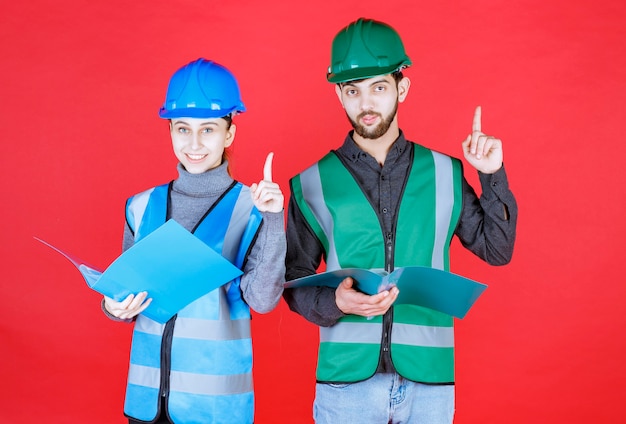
{"left": 461, "top": 106, "right": 503, "bottom": 174}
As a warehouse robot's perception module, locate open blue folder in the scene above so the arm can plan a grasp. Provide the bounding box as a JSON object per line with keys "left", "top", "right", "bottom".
{"left": 36, "top": 220, "right": 243, "bottom": 323}
{"left": 284, "top": 267, "right": 487, "bottom": 319}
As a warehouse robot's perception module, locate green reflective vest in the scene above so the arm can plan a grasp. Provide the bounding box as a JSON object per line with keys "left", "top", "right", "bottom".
{"left": 291, "top": 145, "right": 462, "bottom": 383}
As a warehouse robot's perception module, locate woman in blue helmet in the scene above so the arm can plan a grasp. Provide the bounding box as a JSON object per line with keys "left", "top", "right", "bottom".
{"left": 101, "top": 58, "right": 286, "bottom": 424}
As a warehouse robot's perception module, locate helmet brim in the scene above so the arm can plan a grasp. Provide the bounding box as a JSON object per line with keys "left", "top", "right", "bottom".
{"left": 327, "top": 63, "right": 410, "bottom": 84}
{"left": 158, "top": 105, "right": 246, "bottom": 119}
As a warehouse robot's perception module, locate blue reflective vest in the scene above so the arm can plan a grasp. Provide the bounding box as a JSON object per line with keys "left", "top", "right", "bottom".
{"left": 123, "top": 181, "right": 262, "bottom": 424}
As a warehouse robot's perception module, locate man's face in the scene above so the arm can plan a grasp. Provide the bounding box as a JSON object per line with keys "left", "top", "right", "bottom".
{"left": 335, "top": 74, "right": 408, "bottom": 140}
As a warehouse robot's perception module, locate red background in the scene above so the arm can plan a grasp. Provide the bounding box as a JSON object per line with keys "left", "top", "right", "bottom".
{"left": 2, "top": 0, "right": 625, "bottom": 422}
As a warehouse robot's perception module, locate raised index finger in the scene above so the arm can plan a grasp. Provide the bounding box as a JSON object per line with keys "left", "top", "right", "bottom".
{"left": 472, "top": 106, "right": 482, "bottom": 133}
{"left": 263, "top": 152, "right": 274, "bottom": 182}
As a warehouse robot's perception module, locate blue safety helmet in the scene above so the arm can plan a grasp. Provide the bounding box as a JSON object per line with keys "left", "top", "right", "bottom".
{"left": 159, "top": 58, "right": 246, "bottom": 119}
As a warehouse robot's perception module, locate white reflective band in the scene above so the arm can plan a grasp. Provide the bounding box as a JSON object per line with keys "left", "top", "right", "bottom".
{"left": 134, "top": 315, "right": 165, "bottom": 335}
{"left": 431, "top": 152, "right": 455, "bottom": 270}
{"left": 128, "top": 364, "right": 160, "bottom": 389}
{"left": 221, "top": 187, "right": 252, "bottom": 263}
{"left": 174, "top": 317, "right": 251, "bottom": 340}
{"left": 320, "top": 321, "right": 453, "bottom": 348}
{"left": 391, "top": 323, "right": 454, "bottom": 348}
{"left": 300, "top": 164, "right": 340, "bottom": 271}
{"left": 320, "top": 322, "right": 383, "bottom": 344}
{"left": 169, "top": 370, "right": 253, "bottom": 395}
{"left": 128, "top": 188, "right": 154, "bottom": 235}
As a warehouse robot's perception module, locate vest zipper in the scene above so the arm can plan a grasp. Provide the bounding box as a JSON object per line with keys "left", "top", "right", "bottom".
{"left": 382, "top": 307, "right": 393, "bottom": 353}
{"left": 382, "top": 232, "right": 394, "bottom": 354}
{"left": 159, "top": 315, "right": 177, "bottom": 406}
{"left": 385, "top": 232, "right": 394, "bottom": 273}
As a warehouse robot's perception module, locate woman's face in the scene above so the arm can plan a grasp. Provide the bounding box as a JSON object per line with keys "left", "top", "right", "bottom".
{"left": 169, "top": 117, "right": 236, "bottom": 174}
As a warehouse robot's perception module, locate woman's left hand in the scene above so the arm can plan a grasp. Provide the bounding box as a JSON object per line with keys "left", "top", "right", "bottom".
{"left": 250, "top": 152, "right": 284, "bottom": 213}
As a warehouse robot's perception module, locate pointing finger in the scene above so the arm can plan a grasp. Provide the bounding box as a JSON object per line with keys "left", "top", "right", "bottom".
{"left": 472, "top": 106, "right": 482, "bottom": 133}
{"left": 263, "top": 152, "right": 274, "bottom": 182}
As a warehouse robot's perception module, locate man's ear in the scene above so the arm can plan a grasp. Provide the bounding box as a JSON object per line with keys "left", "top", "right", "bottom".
{"left": 398, "top": 77, "right": 411, "bottom": 103}
{"left": 225, "top": 123, "right": 236, "bottom": 148}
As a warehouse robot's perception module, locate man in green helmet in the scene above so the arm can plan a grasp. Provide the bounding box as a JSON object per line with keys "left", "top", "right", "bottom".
{"left": 283, "top": 18, "right": 518, "bottom": 423}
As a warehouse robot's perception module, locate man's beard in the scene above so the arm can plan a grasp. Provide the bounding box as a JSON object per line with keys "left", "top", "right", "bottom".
{"left": 347, "top": 101, "right": 398, "bottom": 140}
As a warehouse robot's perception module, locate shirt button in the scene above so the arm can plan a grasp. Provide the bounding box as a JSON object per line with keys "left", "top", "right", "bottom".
{"left": 382, "top": 208, "right": 388, "bottom": 214}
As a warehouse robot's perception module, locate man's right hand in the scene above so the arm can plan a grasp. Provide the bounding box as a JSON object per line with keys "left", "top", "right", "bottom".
{"left": 335, "top": 277, "right": 399, "bottom": 317}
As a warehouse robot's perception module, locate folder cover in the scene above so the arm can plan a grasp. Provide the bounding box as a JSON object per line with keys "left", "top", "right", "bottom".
{"left": 284, "top": 266, "right": 487, "bottom": 319}
{"left": 36, "top": 220, "right": 243, "bottom": 323}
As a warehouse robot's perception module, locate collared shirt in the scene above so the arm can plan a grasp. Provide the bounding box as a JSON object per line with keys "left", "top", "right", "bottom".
{"left": 284, "top": 130, "right": 518, "bottom": 374}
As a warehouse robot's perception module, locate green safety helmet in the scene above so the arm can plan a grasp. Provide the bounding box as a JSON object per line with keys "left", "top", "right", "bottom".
{"left": 327, "top": 18, "right": 412, "bottom": 83}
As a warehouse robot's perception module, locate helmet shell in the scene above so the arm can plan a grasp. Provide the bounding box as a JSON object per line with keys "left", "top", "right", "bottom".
{"left": 327, "top": 18, "right": 412, "bottom": 83}
{"left": 159, "top": 58, "right": 246, "bottom": 119}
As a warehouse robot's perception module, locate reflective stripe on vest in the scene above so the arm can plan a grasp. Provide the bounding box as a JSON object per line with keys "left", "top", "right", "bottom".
{"left": 123, "top": 182, "right": 261, "bottom": 424}
{"left": 291, "top": 146, "right": 462, "bottom": 383}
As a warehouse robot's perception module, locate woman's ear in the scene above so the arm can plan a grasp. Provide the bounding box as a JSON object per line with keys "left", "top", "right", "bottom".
{"left": 225, "top": 123, "right": 236, "bottom": 148}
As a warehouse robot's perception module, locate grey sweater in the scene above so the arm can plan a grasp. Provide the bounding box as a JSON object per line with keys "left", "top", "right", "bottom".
{"left": 121, "top": 161, "right": 286, "bottom": 314}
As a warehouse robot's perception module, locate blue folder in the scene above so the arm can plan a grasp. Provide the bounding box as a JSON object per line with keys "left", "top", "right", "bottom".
{"left": 284, "top": 267, "right": 487, "bottom": 319}
{"left": 36, "top": 220, "right": 243, "bottom": 323}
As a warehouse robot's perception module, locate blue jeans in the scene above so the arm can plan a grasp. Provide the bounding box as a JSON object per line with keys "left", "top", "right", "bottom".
{"left": 314, "top": 373, "right": 455, "bottom": 424}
